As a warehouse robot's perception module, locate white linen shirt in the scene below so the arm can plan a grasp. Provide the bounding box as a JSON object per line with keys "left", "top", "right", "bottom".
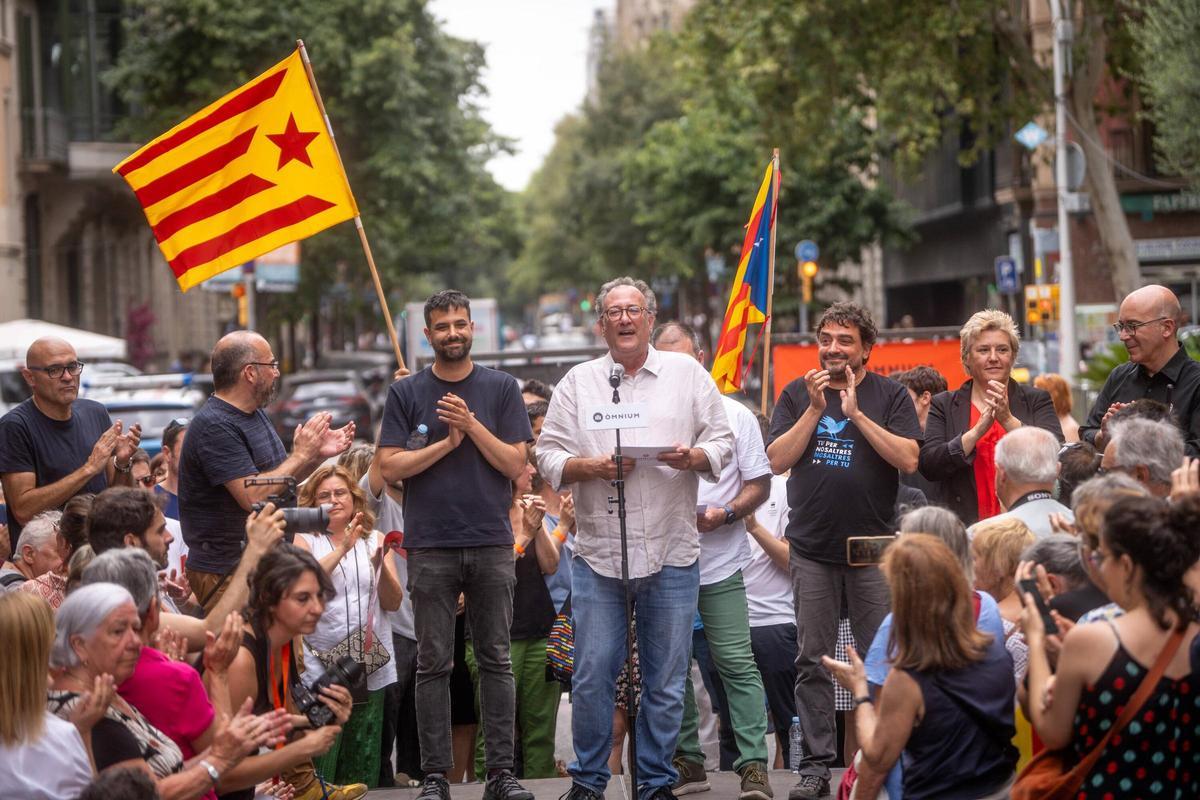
{"left": 696, "top": 395, "right": 773, "bottom": 585}
{"left": 537, "top": 347, "right": 733, "bottom": 580}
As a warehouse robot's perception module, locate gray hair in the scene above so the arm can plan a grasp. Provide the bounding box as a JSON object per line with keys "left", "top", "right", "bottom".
{"left": 596, "top": 276, "right": 657, "bottom": 318}
{"left": 1109, "top": 417, "right": 1185, "bottom": 488}
{"left": 82, "top": 548, "right": 159, "bottom": 617}
{"left": 1020, "top": 533, "right": 1089, "bottom": 589}
{"left": 51, "top": 583, "right": 135, "bottom": 669}
{"left": 16, "top": 510, "right": 61, "bottom": 562}
{"left": 994, "top": 426, "right": 1059, "bottom": 484}
{"left": 1070, "top": 472, "right": 1149, "bottom": 511}
{"left": 898, "top": 506, "right": 972, "bottom": 581}
{"left": 650, "top": 320, "right": 701, "bottom": 353}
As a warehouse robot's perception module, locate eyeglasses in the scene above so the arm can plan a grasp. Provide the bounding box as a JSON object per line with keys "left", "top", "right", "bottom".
{"left": 135, "top": 474, "right": 157, "bottom": 487}
{"left": 314, "top": 488, "right": 351, "bottom": 503}
{"left": 1111, "top": 317, "right": 1168, "bottom": 335}
{"left": 1086, "top": 549, "right": 1108, "bottom": 570}
{"left": 246, "top": 360, "right": 280, "bottom": 370}
{"left": 27, "top": 361, "right": 85, "bottom": 379}
{"left": 603, "top": 305, "right": 649, "bottom": 321}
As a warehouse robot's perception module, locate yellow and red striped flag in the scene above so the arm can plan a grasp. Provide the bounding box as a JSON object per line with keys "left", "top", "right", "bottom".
{"left": 710, "top": 160, "right": 779, "bottom": 393}
{"left": 114, "top": 49, "right": 358, "bottom": 292}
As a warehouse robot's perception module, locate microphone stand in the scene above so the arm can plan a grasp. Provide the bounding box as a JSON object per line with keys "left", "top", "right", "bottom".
{"left": 608, "top": 372, "right": 638, "bottom": 793}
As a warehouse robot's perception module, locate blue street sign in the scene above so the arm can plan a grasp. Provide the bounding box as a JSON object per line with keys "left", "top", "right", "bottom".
{"left": 795, "top": 240, "right": 819, "bottom": 262}
{"left": 1015, "top": 121, "right": 1048, "bottom": 151}
{"left": 995, "top": 256, "right": 1020, "bottom": 294}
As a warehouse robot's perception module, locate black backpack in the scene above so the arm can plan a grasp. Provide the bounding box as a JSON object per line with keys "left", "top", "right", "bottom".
{"left": 0, "top": 572, "right": 28, "bottom": 589}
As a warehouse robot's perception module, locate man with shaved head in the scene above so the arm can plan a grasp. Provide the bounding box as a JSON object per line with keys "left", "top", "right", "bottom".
{"left": 0, "top": 337, "right": 141, "bottom": 547}
{"left": 1081, "top": 284, "right": 1200, "bottom": 456}
{"left": 178, "top": 330, "right": 354, "bottom": 610}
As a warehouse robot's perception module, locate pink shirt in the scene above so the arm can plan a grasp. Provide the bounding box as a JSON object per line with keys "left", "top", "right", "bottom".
{"left": 119, "top": 647, "right": 217, "bottom": 799}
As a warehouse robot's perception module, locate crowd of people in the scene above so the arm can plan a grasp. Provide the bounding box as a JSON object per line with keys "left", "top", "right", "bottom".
{"left": 0, "top": 278, "right": 1197, "bottom": 800}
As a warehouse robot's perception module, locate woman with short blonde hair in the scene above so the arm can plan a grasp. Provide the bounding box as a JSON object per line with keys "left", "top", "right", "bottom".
{"left": 971, "top": 516, "right": 1036, "bottom": 681}
{"left": 919, "top": 309, "right": 1063, "bottom": 525}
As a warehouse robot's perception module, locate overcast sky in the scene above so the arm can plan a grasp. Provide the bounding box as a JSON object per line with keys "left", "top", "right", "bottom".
{"left": 430, "top": 0, "right": 614, "bottom": 192}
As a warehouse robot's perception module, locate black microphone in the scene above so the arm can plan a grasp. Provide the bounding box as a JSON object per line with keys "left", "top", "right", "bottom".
{"left": 609, "top": 363, "right": 625, "bottom": 389}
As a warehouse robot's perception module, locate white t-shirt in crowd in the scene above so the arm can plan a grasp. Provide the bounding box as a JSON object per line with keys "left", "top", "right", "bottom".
{"left": 360, "top": 474, "right": 414, "bottom": 641}
{"left": 0, "top": 711, "right": 93, "bottom": 799}
{"left": 164, "top": 516, "right": 188, "bottom": 577}
{"left": 696, "top": 395, "right": 773, "bottom": 586}
{"left": 742, "top": 474, "right": 795, "bottom": 628}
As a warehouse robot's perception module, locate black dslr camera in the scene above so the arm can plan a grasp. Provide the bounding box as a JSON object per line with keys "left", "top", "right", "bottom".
{"left": 292, "top": 655, "right": 364, "bottom": 728}
{"left": 244, "top": 476, "right": 329, "bottom": 542}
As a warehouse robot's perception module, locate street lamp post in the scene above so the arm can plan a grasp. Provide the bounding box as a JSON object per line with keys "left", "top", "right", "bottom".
{"left": 1051, "top": 0, "right": 1078, "bottom": 379}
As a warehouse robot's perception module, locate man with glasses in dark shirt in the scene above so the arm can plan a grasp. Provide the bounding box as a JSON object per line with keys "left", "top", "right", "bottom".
{"left": 1081, "top": 284, "right": 1200, "bottom": 456}
{"left": 179, "top": 330, "right": 354, "bottom": 611}
{"left": 0, "top": 337, "right": 141, "bottom": 548}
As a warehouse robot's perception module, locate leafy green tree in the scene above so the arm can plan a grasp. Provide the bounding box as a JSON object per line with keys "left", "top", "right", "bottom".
{"left": 107, "top": 0, "right": 519, "bottom": 327}
{"left": 683, "top": 0, "right": 1143, "bottom": 298}
{"left": 1130, "top": 0, "right": 1200, "bottom": 187}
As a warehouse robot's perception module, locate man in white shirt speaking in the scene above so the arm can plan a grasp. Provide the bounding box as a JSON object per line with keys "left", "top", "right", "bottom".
{"left": 652, "top": 321, "right": 774, "bottom": 800}
{"left": 537, "top": 277, "right": 733, "bottom": 800}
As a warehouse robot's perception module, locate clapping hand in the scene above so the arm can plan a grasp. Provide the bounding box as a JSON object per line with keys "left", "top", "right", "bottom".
{"left": 158, "top": 568, "right": 191, "bottom": 603}
{"left": 203, "top": 612, "right": 243, "bottom": 675}
{"left": 804, "top": 369, "right": 831, "bottom": 413}
{"left": 560, "top": 492, "right": 576, "bottom": 533}
{"left": 984, "top": 380, "right": 1013, "bottom": 426}
{"left": 821, "top": 644, "right": 868, "bottom": 697}
{"left": 68, "top": 674, "right": 115, "bottom": 734}
{"left": 839, "top": 366, "right": 860, "bottom": 419}
{"left": 519, "top": 494, "right": 547, "bottom": 536}
{"left": 152, "top": 626, "right": 188, "bottom": 662}
{"left": 114, "top": 421, "right": 143, "bottom": 463}
{"left": 1171, "top": 457, "right": 1200, "bottom": 501}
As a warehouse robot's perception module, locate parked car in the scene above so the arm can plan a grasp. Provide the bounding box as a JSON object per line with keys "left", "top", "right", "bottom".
{"left": 268, "top": 370, "right": 377, "bottom": 447}
{"left": 100, "top": 392, "right": 200, "bottom": 457}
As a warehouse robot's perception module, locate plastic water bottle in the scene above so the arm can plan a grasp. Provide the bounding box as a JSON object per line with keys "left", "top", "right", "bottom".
{"left": 788, "top": 716, "right": 804, "bottom": 773}
{"left": 405, "top": 424, "right": 429, "bottom": 450}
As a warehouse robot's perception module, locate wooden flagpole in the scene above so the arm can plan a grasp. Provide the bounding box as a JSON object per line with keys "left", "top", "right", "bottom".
{"left": 296, "top": 39, "right": 406, "bottom": 372}
{"left": 760, "top": 148, "right": 780, "bottom": 415}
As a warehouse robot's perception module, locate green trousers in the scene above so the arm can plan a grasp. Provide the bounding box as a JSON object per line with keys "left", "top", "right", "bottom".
{"left": 466, "top": 637, "right": 562, "bottom": 779}
{"left": 311, "top": 687, "right": 385, "bottom": 788}
{"left": 676, "top": 570, "right": 768, "bottom": 771}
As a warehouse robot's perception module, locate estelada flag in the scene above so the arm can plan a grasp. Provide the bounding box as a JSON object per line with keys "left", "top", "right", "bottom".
{"left": 113, "top": 49, "right": 358, "bottom": 292}
{"left": 710, "top": 160, "right": 779, "bottom": 393}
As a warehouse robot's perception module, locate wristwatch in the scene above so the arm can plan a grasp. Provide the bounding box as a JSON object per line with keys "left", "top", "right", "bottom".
{"left": 722, "top": 505, "right": 737, "bottom": 526}
{"left": 199, "top": 759, "right": 221, "bottom": 785}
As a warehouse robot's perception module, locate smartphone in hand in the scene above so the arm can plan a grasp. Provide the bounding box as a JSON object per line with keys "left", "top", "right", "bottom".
{"left": 1018, "top": 577, "right": 1059, "bottom": 635}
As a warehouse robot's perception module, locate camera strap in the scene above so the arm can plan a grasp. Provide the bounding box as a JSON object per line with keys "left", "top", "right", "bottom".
{"left": 269, "top": 641, "right": 292, "bottom": 738}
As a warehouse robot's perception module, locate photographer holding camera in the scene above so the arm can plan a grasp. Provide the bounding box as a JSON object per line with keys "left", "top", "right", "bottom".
{"left": 180, "top": 332, "right": 354, "bottom": 613}
{"left": 226, "top": 543, "right": 363, "bottom": 800}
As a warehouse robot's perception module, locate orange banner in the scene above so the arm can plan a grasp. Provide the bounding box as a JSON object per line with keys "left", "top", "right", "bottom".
{"left": 772, "top": 339, "right": 966, "bottom": 399}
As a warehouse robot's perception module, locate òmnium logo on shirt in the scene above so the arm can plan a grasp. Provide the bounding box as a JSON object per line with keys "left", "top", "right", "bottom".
{"left": 814, "top": 415, "right": 853, "bottom": 469}
{"left": 593, "top": 412, "right": 604, "bottom": 422}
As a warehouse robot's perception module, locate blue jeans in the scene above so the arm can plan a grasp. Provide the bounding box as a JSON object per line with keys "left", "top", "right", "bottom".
{"left": 569, "top": 557, "right": 699, "bottom": 799}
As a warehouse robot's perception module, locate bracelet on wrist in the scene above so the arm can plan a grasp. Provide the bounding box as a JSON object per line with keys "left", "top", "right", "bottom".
{"left": 551, "top": 526, "right": 567, "bottom": 543}
{"left": 852, "top": 695, "right": 872, "bottom": 708}
{"left": 112, "top": 456, "right": 132, "bottom": 473}
{"left": 513, "top": 541, "right": 526, "bottom": 555}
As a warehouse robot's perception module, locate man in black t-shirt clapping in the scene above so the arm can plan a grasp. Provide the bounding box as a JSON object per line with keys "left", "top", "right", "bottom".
{"left": 766, "top": 303, "right": 922, "bottom": 800}
{"left": 379, "top": 290, "right": 533, "bottom": 800}
{"left": 178, "top": 331, "right": 353, "bottom": 612}
{"left": 0, "top": 337, "right": 142, "bottom": 548}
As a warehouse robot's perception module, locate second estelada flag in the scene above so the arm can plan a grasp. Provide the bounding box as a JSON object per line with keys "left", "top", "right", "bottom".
{"left": 710, "top": 160, "right": 779, "bottom": 393}
{"left": 113, "top": 49, "right": 358, "bottom": 292}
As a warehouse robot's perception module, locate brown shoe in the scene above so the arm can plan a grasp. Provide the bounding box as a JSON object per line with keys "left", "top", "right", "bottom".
{"left": 671, "top": 757, "right": 710, "bottom": 795}
{"left": 739, "top": 762, "right": 774, "bottom": 800}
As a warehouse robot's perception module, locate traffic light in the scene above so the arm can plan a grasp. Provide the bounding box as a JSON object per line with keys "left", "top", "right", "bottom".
{"left": 797, "top": 260, "right": 818, "bottom": 303}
